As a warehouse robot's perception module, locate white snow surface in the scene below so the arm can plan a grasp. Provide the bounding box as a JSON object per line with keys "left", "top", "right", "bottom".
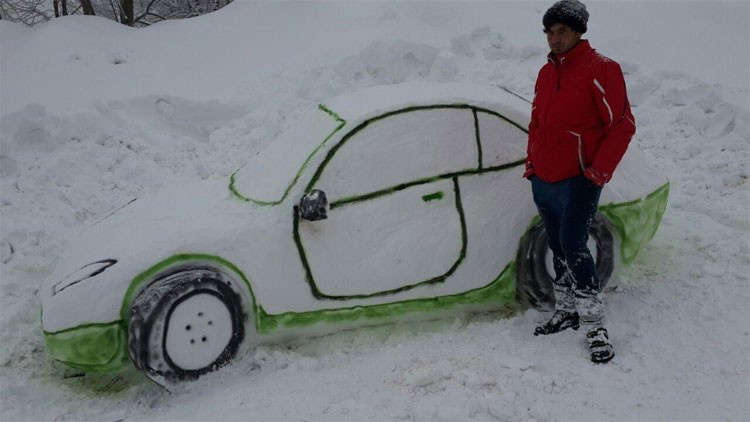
{"left": 1, "top": 1, "right": 749, "bottom": 420}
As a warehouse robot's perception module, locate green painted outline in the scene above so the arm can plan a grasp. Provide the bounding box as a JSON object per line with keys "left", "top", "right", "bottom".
{"left": 229, "top": 104, "right": 346, "bottom": 206}
{"left": 43, "top": 104, "right": 537, "bottom": 373}
{"left": 422, "top": 191, "right": 444, "bottom": 202}
{"left": 292, "top": 104, "right": 528, "bottom": 300}
{"left": 319, "top": 104, "right": 526, "bottom": 210}
{"left": 230, "top": 103, "right": 527, "bottom": 208}
{"left": 46, "top": 255, "right": 516, "bottom": 373}
{"left": 304, "top": 104, "right": 527, "bottom": 194}
{"left": 43, "top": 321, "right": 129, "bottom": 373}
{"left": 256, "top": 261, "right": 517, "bottom": 334}
{"left": 329, "top": 160, "right": 525, "bottom": 210}
{"left": 473, "top": 109, "right": 483, "bottom": 170}
{"left": 295, "top": 177, "right": 468, "bottom": 300}
{"left": 45, "top": 183, "right": 666, "bottom": 373}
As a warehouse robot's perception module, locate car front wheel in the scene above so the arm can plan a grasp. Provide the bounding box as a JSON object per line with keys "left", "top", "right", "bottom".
{"left": 128, "top": 267, "right": 247, "bottom": 384}
{"left": 516, "top": 212, "right": 615, "bottom": 310}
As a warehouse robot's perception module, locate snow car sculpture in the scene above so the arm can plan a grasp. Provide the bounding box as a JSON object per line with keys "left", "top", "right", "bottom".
{"left": 41, "top": 83, "right": 669, "bottom": 383}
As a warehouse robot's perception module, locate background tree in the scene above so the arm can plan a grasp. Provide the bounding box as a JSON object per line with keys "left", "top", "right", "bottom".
{"left": 0, "top": 0, "right": 232, "bottom": 26}
{"left": 80, "top": 0, "right": 94, "bottom": 15}
{"left": 119, "top": 0, "right": 133, "bottom": 26}
{"left": 0, "top": 0, "right": 55, "bottom": 25}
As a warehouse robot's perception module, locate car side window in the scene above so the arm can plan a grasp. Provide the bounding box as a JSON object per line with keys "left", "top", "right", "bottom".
{"left": 476, "top": 111, "right": 527, "bottom": 168}
{"left": 313, "top": 107, "right": 478, "bottom": 201}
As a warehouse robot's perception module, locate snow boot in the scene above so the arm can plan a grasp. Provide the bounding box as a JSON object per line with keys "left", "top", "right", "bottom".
{"left": 534, "top": 310, "right": 580, "bottom": 336}
{"left": 587, "top": 327, "right": 615, "bottom": 363}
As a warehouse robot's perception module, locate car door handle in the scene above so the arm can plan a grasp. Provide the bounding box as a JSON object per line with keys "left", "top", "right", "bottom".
{"left": 421, "top": 191, "right": 444, "bottom": 203}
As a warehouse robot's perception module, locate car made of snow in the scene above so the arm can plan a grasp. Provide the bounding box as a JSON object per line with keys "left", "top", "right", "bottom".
{"left": 41, "top": 82, "right": 669, "bottom": 384}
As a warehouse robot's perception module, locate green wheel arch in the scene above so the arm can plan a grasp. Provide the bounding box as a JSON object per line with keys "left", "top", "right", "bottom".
{"left": 118, "top": 253, "right": 261, "bottom": 324}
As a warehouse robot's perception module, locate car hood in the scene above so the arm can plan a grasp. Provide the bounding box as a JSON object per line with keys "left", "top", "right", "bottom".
{"left": 40, "top": 178, "right": 278, "bottom": 333}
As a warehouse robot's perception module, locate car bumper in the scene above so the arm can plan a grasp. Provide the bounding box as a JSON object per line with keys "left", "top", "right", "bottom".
{"left": 43, "top": 321, "right": 129, "bottom": 373}
{"left": 600, "top": 182, "right": 670, "bottom": 265}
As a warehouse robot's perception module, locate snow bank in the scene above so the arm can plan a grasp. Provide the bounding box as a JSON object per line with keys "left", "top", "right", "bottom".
{"left": 1, "top": 1, "right": 748, "bottom": 421}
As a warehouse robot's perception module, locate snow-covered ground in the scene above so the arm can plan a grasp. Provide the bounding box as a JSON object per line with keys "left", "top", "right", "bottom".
{"left": 1, "top": 1, "right": 749, "bottom": 420}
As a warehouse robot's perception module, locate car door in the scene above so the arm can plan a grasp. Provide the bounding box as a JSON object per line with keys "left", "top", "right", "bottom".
{"left": 296, "top": 107, "right": 479, "bottom": 299}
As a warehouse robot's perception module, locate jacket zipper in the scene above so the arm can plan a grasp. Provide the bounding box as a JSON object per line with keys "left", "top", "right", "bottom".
{"left": 555, "top": 57, "right": 565, "bottom": 90}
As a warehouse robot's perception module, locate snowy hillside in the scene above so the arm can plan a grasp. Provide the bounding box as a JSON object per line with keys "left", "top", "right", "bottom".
{"left": 1, "top": 1, "right": 749, "bottom": 420}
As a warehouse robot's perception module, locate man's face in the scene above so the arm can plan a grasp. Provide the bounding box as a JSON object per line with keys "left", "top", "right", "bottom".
{"left": 546, "top": 23, "right": 582, "bottom": 55}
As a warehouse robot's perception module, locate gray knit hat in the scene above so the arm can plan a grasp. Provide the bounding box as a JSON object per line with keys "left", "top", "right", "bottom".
{"left": 543, "top": 0, "right": 589, "bottom": 34}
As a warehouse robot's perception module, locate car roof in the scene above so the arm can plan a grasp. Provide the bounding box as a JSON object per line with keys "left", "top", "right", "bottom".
{"left": 323, "top": 82, "right": 530, "bottom": 126}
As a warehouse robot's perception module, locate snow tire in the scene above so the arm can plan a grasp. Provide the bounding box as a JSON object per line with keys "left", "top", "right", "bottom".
{"left": 128, "top": 267, "right": 246, "bottom": 384}
{"left": 516, "top": 212, "right": 615, "bottom": 310}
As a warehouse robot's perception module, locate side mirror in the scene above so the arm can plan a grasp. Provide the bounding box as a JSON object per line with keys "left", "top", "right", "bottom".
{"left": 299, "top": 189, "right": 328, "bottom": 221}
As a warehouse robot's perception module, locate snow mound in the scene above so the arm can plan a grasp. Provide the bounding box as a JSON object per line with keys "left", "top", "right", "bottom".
{"left": 1, "top": 1, "right": 748, "bottom": 421}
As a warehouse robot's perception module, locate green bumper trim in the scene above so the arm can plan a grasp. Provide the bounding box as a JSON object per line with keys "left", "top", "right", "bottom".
{"left": 257, "top": 261, "right": 517, "bottom": 333}
{"left": 600, "top": 183, "right": 670, "bottom": 265}
{"left": 43, "top": 322, "right": 129, "bottom": 373}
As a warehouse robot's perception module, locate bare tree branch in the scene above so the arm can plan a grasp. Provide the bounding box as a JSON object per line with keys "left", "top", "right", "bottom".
{"left": 0, "top": 0, "right": 232, "bottom": 26}
{"left": 0, "top": 0, "right": 55, "bottom": 26}
{"left": 132, "top": 0, "right": 160, "bottom": 25}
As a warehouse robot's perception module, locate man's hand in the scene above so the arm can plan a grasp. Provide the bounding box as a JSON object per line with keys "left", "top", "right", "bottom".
{"left": 523, "top": 160, "right": 535, "bottom": 179}
{"left": 584, "top": 167, "right": 609, "bottom": 187}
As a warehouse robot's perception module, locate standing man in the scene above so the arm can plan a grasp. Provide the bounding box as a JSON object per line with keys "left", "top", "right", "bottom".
{"left": 524, "top": 0, "right": 635, "bottom": 363}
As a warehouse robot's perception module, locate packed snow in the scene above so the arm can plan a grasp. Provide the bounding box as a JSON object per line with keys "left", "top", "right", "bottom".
{"left": 1, "top": 1, "right": 749, "bottom": 420}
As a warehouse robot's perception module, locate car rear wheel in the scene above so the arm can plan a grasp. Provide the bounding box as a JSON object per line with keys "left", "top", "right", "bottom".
{"left": 516, "top": 212, "right": 615, "bottom": 310}
{"left": 128, "top": 267, "right": 247, "bottom": 384}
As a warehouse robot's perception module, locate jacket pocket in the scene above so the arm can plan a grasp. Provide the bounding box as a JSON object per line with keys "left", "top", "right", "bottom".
{"left": 565, "top": 131, "right": 586, "bottom": 173}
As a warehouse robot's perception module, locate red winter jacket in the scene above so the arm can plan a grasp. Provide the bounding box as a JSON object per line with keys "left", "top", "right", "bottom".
{"left": 524, "top": 40, "right": 635, "bottom": 186}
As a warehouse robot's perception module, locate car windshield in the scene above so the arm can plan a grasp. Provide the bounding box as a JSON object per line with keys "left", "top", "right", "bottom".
{"left": 230, "top": 105, "right": 345, "bottom": 205}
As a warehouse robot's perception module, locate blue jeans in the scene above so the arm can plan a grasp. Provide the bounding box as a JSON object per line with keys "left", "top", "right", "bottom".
{"left": 530, "top": 175, "right": 604, "bottom": 329}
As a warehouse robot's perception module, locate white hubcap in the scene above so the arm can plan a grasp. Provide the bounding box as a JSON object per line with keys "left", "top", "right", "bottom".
{"left": 165, "top": 292, "right": 233, "bottom": 370}
{"left": 544, "top": 236, "right": 598, "bottom": 279}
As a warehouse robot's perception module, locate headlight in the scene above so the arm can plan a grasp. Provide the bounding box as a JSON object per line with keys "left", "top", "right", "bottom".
{"left": 52, "top": 259, "right": 117, "bottom": 296}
